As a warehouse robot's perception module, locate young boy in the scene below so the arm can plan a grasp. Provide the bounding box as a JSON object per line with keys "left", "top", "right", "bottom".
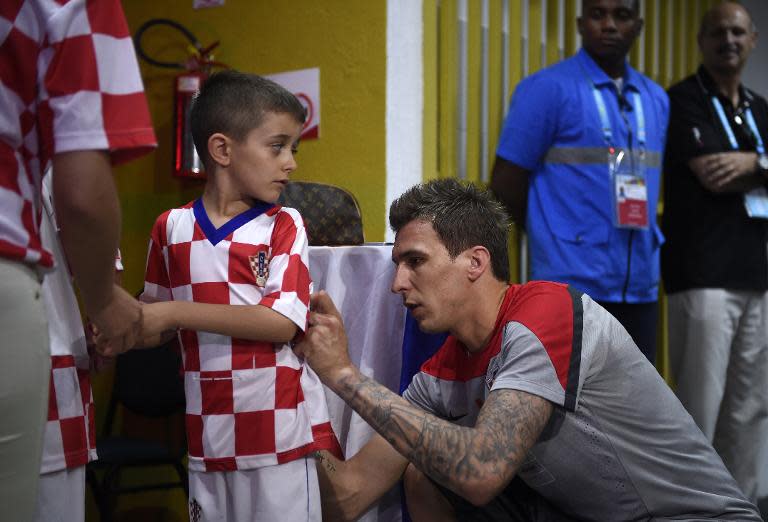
{"left": 136, "top": 71, "right": 341, "bottom": 521}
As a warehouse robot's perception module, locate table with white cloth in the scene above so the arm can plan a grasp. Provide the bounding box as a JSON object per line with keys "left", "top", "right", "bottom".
{"left": 308, "top": 244, "right": 406, "bottom": 522}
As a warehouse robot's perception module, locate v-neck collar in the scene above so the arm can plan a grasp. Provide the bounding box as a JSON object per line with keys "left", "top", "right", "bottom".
{"left": 193, "top": 198, "right": 275, "bottom": 245}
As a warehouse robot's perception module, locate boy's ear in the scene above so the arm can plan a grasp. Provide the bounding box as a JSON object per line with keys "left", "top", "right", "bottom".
{"left": 208, "top": 133, "right": 231, "bottom": 167}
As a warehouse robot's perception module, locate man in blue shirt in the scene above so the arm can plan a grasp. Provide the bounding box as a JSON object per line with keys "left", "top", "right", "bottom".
{"left": 491, "top": 0, "right": 668, "bottom": 364}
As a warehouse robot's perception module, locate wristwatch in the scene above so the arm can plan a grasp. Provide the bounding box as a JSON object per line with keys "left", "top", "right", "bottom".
{"left": 759, "top": 153, "right": 768, "bottom": 177}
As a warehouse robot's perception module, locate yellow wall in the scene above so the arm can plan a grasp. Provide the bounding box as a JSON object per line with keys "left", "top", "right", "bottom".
{"left": 116, "top": 0, "right": 388, "bottom": 295}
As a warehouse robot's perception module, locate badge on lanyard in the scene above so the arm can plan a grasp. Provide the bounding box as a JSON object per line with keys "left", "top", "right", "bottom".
{"left": 249, "top": 249, "right": 270, "bottom": 288}
{"left": 592, "top": 84, "right": 650, "bottom": 230}
{"left": 610, "top": 148, "right": 649, "bottom": 228}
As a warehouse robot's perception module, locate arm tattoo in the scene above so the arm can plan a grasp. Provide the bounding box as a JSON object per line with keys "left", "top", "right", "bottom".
{"left": 314, "top": 451, "right": 336, "bottom": 473}
{"left": 334, "top": 371, "right": 552, "bottom": 493}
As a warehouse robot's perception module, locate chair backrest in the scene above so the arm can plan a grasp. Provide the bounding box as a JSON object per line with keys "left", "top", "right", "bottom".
{"left": 113, "top": 339, "right": 185, "bottom": 419}
{"left": 278, "top": 181, "right": 365, "bottom": 246}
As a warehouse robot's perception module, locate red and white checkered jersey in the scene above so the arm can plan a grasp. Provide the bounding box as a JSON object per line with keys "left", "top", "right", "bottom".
{"left": 143, "top": 199, "right": 342, "bottom": 472}
{"left": 0, "top": 0, "right": 156, "bottom": 268}
{"left": 38, "top": 171, "right": 101, "bottom": 473}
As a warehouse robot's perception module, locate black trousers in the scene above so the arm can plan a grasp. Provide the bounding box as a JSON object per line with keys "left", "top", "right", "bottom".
{"left": 596, "top": 300, "right": 658, "bottom": 365}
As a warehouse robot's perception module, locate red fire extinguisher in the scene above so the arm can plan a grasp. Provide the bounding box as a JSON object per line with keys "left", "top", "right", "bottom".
{"left": 134, "top": 19, "right": 227, "bottom": 179}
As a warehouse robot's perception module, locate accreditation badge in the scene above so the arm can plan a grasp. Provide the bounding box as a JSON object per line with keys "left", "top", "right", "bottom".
{"left": 744, "top": 187, "right": 768, "bottom": 219}
{"left": 609, "top": 148, "right": 649, "bottom": 230}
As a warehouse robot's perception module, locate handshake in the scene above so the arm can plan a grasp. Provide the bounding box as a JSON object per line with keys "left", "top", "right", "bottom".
{"left": 89, "top": 285, "right": 172, "bottom": 357}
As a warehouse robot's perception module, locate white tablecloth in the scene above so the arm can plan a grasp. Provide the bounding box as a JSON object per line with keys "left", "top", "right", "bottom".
{"left": 309, "top": 244, "right": 405, "bottom": 522}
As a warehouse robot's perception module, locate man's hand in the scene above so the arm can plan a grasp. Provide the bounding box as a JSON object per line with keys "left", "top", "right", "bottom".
{"left": 91, "top": 284, "right": 141, "bottom": 356}
{"left": 689, "top": 152, "right": 758, "bottom": 192}
{"left": 293, "top": 291, "right": 354, "bottom": 385}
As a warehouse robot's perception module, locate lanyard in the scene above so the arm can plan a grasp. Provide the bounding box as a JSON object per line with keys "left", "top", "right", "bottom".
{"left": 711, "top": 96, "right": 765, "bottom": 154}
{"left": 591, "top": 86, "right": 646, "bottom": 148}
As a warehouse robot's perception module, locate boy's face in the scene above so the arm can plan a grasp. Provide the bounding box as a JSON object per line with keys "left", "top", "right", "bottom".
{"left": 228, "top": 111, "right": 303, "bottom": 203}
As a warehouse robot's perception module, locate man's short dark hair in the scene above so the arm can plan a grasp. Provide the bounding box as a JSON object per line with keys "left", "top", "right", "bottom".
{"left": 389, "top": 178, "right": 511, "bottom": 282}
{"left": 190, "top": 70, "right": 306, "bottom": 168}
{"left": 581, "top": 0, "right": 639, "bottom": 14}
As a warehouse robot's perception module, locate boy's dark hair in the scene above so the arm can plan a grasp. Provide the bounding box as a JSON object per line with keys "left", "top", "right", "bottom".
{"left": 389, "top": 178, "right": 511, "bottom": 282}
{"left": 190, "top": 70, "right": 306, "bottom": 168}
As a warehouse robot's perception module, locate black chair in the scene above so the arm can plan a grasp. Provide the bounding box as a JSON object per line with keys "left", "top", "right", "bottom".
{"left": 278, "top": 181, "right": 365, "bottom": 246}
{"left": 87, "top": 339, "right": 187, "bottom": 521}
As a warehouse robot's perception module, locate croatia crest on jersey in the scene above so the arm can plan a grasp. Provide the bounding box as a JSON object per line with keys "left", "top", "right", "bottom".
{"left": 249, "top": 250, "right": 270, "bottom": 287}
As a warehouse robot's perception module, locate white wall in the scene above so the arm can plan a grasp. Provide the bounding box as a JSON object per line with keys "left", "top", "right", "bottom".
{"left": 742, "top": 0, "right": 768, "bottom": 98}
{"left": 385, "top": 0, "right": 423, "bottom": 243}
{"left": 745, "top": 0, "right": 768, "bottom": 504}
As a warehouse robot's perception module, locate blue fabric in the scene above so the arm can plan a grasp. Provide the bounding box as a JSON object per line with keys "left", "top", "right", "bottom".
{"left": 399, "top": 313, "right": 448, "bottom": 394}
{"left": 496, "top": 49, "right": 669, "bottom": 303}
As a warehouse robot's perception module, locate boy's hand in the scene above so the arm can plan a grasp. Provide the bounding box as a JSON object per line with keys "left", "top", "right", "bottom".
{"left": 293, "top": 291, "right": 354, "bottom": 385}
{"left": 139, "top": 301, "right": 176, "bottom": 348}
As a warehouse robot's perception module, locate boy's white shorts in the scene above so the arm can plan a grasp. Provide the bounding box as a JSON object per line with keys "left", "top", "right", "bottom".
{"left": 188, "top": 456, "right": 321, "bottom": 522}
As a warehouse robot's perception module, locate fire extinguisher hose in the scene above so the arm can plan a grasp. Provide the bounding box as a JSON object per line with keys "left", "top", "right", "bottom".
{"left": 134, "top": 18, "right": 228, "bottom": 72}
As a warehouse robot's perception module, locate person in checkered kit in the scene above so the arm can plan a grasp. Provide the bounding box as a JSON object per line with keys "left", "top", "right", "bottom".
{"left": 128, "top": 70, "right": 343, "bottom": 522}
{"left": 0, "top": 1, "right": 156, "bottom": 519}
{"left": 34, "top": 169, "right": 121, "bottom": 522}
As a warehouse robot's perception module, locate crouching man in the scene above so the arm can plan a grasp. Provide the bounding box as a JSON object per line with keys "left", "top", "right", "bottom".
{"left": 295, "top": 179, "right": 760, "bottom": 521}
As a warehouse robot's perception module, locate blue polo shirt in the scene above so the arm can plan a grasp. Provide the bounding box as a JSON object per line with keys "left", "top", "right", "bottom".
{"left": 497, "top": 49, "right": 669, "bottom": 303}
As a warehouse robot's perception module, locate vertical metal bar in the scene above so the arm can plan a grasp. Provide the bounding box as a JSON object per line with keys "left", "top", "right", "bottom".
{"left": 665, "top": 0, "right": 673, "bottom": 84}
{"left": 688, "top": 0, "right": 701, "bottom": 75}
{"left": 540, "top": 0, "right": 547, "bottom": 68}
{"left": 480, "top": 0, "right": 490, "bottom": 182}
{"left": 557, "top": 0, "right": 565, "bottom": 60}
{"left": 436, "top": 0, "right": 442, "bottom": 173}
{"left": 637, "top": 0, "right": 646, "bottom": 73}
{"left": 502, "top": 0, "right": 510, "bottom": 117}
{"left": 457, "top": 0, "right": 468, "bottom": 179}
{"left": 574, "top": 1, "right": 582, "bottom": 52}
{"left": 522, "top": 0, "right": 529, "bottom": 77}
{"left": 652, "top": 0, "right": 660, "bottom": 81}
{"left": 519, "top": 0, "right": 529, "bottom": 283}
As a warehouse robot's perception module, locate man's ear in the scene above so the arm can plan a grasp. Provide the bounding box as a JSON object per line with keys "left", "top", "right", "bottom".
{"left": 208, "top": 133, "right": 231, "bottom": 167}
{"left": 466, "top": 246, "right": 492, "bottom": 282}
{"left": 633, "top": 18, "right": 644, "bottom": 40}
